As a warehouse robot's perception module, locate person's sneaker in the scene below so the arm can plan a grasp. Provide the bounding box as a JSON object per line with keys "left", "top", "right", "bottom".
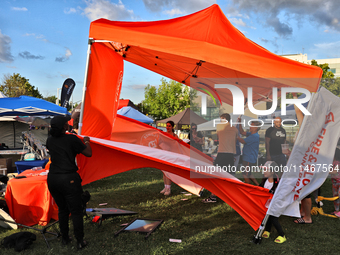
{"left": 202, "top": 196, "right": 217, "bottom": 203}
{"left": 335, "top": 211, "right": 340, "bottom": 218}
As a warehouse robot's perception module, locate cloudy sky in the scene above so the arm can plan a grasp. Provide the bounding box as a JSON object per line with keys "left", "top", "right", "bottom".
{"left": 1, "top": 0, "right": 339, "bottom": 104}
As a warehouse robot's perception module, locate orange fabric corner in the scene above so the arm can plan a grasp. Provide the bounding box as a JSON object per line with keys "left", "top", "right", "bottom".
{"left": 81, "top": 43, "right": 124, "bottom": 138}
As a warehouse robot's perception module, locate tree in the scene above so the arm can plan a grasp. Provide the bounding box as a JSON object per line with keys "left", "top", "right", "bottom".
{"left": 143, "top": 78, "right": 197, "bottom": 120}
{"left": 311, "top": 60, "right": 340, "bottom": 96}
{"left": 310, "top": 59, "right": 334, "bottom": 79}
{"left": 44, "top": 95, "right": 57, "bottom": 104}
{"left": 321, "top": 77, "right": 340, "bottom": 97}
{"left": 0, "top": 73, "right": 43, "bottom": 98}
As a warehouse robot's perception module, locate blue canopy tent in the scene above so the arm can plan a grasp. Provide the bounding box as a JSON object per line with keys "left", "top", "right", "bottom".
{"left": 117, "top": 106, "right": 153, "bottom": 124}
{"left": 0, "top": 96, "right": 69, "bottom": 116}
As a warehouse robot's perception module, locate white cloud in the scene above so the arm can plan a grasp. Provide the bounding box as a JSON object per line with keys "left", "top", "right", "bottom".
{"left": 229, "top": 0, "right": 340, "bottom": 36}
{"left": 0, "top": 30, "right": 14, "bottom": 63}
{"left": 143, "top": 0, "right": 215, "bottom": 14}
{"left": 64, "top": 8, "right": 77, "bottom": 14}
{"left": 227, "top": 7, "right": 249, "bottom": 19}
{"left": 314, "top": 41, "right": 340, "bottom": 50}
{"left": 163, "top": 8, "right": 184, "bottom": 16}
{"left": 83, "top": 0, "right": 134, "bottom": 21}
{"left": 311, "top": 40, "right": 340, "bottom": 58}
{"left": 55, "top": 48, "right": 72, "bottom": 62}
{"left": 230, "top": 18, "right": 247, "bottom": 27}
{"left": 11, "top": 7, "right": 28, "bottom": 11}
{"left": 23, "top": 33, "right": 49, "bottom": 43}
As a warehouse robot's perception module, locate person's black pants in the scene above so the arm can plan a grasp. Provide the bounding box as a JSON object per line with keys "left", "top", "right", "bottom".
{"left": 47, "top": 172, "right": 84, "bottom": 242}
{"left": 265, "top": 215, "right": 284, "bottom": 237}
{"left": 214, "top": 153, "right": 235, "bottom": 176}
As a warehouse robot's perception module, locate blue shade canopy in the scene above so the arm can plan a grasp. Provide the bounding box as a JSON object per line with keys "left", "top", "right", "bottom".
{"left": 0, "top": 96, "right": 69, "bottom": 116}
{"left": 117, "top": 106, "right": 153, "bottom": 124}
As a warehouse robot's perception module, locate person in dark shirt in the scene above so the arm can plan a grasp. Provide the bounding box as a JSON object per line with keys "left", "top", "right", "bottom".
{"left": 265, "top": 117, "right": 287, "bottom": 169}
{"left": 188, "top": 123, "right": 204, "bottom": 152}
{"left": 46, "top": 115, "right": 92, "bottom": 250}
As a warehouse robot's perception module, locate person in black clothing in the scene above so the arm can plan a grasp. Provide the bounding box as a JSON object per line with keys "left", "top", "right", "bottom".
{"left": 260, "top": 161, "right": 286, "bottom": 243}
{"left": 46, "top": 115, "right": 92, "bottom": 250}
{"left": 265, "top": 117, "right": 287, "bottom": 173}
{"left": 188, "top": 123, "right": 204, "bottom": 152}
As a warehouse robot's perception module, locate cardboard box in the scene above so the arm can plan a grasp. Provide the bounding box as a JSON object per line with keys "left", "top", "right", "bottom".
{"left": 0, "top": 158, "right": 12, "bottom": 173}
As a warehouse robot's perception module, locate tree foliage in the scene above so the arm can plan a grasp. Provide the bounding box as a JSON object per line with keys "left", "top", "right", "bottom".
{"left": 143, "top": 78, "right": 197, "bottom": 120}
{"left": 310, "top": 59, "right": 334, "bottom": 79}
{"left": 0, "top": 73, "right": 42, "bottom": 98}
{"left": 311, "top": 60, "right": 340, "bottom": 96}
{"left": 43, "top": 95, "right": 57, "bottom": 104}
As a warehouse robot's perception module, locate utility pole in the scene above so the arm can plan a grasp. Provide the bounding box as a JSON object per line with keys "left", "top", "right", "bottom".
{"left": 56, "top": 88, "right": 61, "bottom": 105}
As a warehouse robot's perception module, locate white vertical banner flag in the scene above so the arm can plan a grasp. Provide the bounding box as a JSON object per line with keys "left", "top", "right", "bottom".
{"left": 267, "top": 87, "right": 340, "bottom": 217}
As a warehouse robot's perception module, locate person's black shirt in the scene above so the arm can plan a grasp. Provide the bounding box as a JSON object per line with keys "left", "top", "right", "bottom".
{"left": 265, "top": 126, "right": 286, "bottom": 156}
{"left": 46, "top": 134, "right": 86, "bottom": 174}
{"left": 188, "top": 131, "right": 203, "bottom": 151}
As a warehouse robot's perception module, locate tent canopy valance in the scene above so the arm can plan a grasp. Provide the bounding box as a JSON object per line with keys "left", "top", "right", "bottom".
{"left": 0, "top": 96, "right": 69, "bottom": 116}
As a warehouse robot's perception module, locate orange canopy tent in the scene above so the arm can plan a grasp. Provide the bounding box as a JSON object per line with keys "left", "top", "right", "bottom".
{"left": 85, "top": 4, "right": 321, "bottom": 108}
{"left": 76, "top": 4, "right": 323, "bottom": 231}
{"left": 79, "top": 3, "right": 322, "bottom": 137}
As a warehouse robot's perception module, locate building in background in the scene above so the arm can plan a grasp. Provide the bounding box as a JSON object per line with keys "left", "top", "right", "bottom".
{"left": 282, "top": 53, "right": 340, "bottom": 77}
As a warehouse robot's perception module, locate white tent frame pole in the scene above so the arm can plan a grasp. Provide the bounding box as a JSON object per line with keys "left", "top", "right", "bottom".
{"left": 92, "top": 40, "right": 113, "bottom": 43}
{"left": 78, "top": 38, "right": 93, "bottom": 135}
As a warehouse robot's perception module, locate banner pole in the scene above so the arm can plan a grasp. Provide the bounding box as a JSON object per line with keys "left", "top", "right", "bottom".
{"left": 253, "top": 90, "right": 318, "bottom": 244}
{"left": 253, "top": 214, "right": 269, "bottom": 244}
{"left": 78, "top": 38, "right": 93, "bottom": 135}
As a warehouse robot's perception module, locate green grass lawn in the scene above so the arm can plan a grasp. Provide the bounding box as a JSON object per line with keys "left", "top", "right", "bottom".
{"left": 1, "top": 168, "right": 339, "bottom": 254}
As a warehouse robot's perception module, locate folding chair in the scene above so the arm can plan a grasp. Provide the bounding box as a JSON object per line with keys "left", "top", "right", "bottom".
{"left": 0, "top": 209, "right": 60, "bottom": 249}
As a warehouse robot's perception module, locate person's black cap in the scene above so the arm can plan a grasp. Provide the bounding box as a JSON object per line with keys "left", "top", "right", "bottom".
{"left": 51, "top": 115, "right": 71, "bottom": 129}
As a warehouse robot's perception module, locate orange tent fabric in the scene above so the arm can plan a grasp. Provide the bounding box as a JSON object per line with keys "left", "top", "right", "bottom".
{"left": 5, "top": 169, "right": 58, "bottom": 226}
{"left": 78, "top": 4, "right": 323, "bottom": 231}
{"left": 77, "top": 137, "right": 273, "bottom": 230}
{"left": 110, "top": 114, "right": 213, "bottom": 163}
{"left": 118, "top": 99, "right": 138, "bottom": 110}
{"left": 88, "top": 4, "right": 322, "bottom": 105}
{"left": 78, "top": 114, "right": 273, "bottom": 230}
{"left": 81, "top": 43, "right": 124, "bottom": 140}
